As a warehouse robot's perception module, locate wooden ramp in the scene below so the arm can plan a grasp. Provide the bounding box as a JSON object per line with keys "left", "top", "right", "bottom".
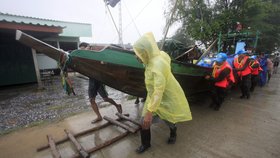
{"left": 38, "top": 113, "right": 140, "bottom": 158}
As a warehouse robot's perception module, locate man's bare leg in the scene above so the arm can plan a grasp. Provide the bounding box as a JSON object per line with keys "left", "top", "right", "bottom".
{"left": 90, "top": 98, "right": 102, "bottom": 123}
{"left": 104, "top": 97, "right": 122, "bottom": 113}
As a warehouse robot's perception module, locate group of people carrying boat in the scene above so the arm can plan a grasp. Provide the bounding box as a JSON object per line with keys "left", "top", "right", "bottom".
{"left": 205, "top": 49, "right": 279, "bottom": 111}
{"left": 15, "top": 28, "right": 277, "bottom": 155}
{"left": 79, "top": 32, "right": 278, "bottom": 154}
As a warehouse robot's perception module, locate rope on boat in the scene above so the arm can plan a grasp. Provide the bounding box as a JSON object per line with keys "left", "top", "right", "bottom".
{"left": 59, "top": 53, "right": 75, "bottom": 96}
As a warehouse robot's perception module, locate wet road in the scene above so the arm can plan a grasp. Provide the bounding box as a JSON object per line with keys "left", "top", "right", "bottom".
{"left": 0, "top": 74, "right": 124, "bottom": 133}
{"left": 0, "top": 74, "right": 279, "bottom": 158}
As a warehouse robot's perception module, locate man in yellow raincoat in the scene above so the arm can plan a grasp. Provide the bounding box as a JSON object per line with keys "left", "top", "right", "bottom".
{"left": 133, "top": 32, "right": 192, "bottom": 153}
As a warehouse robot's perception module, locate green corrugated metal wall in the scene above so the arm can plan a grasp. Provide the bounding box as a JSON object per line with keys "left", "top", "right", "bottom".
{"left": 0, "top": 32, "right": 37, "bottom": 86}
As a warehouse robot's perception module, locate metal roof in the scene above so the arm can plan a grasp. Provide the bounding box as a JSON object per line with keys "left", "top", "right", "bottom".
{"left": 0, "top": 12, "right": 92, "bottom": 37}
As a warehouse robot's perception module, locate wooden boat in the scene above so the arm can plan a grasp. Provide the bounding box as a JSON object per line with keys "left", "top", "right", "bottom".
{"left": 16, "top": 30, "right": 212, "bottom": 98}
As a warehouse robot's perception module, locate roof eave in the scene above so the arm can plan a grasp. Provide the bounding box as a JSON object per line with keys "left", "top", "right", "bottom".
{"left": 0, "top": 21, "right": 63, "bottom": 34}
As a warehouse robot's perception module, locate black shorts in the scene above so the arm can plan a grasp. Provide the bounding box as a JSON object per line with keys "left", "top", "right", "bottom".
{"left": 274, "top": 61, "right": 279, "bottom": 67}
{"left": 88, "top": 78, "right": 108, "bottom": 99}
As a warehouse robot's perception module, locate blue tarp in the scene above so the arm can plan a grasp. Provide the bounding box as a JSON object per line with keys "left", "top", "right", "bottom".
{"left": 197, "top": 54, "right": 236, "bottom": 68}
{"left": 197, "top": 57, "right": 215, "bottom": 67}
{"left": 235, "top": 42, "right": 246, "bottom": 54}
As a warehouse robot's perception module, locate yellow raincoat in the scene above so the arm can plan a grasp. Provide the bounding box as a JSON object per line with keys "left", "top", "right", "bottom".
{"left": 133, "top": 32, "right": 192, "bottom": 124}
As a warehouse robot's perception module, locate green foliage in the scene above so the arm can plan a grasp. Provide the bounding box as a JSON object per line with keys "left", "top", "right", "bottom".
{"left": 169, "top": 0, "right": 280, "bottom": 51}
{"left": 171, "top": 27, "right": 195, "bottom": 46}
{"left": 160, "top": 38, "right": 192, "bottom": 59}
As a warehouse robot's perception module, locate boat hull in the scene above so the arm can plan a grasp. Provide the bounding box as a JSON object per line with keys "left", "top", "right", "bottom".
{"left": 69, "top": 49, "right": 212, "bottom": 97}
{"left": 16, "top": 30, "right": 212, "bottom": 98}
{"left": 70, "top": 56, "right": 146, "bottom": 97}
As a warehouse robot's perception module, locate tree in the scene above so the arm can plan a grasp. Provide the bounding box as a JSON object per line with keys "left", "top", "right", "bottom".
{"left": 171, "top": 27, "right": 195, "bottom": 46}
{"left": 168, "top": 0, "right": 280, "bottom": 52}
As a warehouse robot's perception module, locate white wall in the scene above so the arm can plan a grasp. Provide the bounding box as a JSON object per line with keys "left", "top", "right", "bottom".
{"left": 36, "top": 54, "right": 58, "bottom": 70}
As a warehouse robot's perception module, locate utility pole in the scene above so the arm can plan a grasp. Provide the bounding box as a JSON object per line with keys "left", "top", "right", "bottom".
{"left": 118, "top": 1, "right": 123, "bottom": 47}
{"left": 104, "top": 0, "right": 124, "bottom": 48}
{"left": 160, "top": 0, "right": 180, "bottom": 50}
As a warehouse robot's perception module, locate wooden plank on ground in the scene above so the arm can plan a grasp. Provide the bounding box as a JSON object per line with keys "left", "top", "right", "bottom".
{"left": 47, "top": 135, "right": 61, "bottom": 158}
{"left": 103, "top": 116, "right": 137, "bottom": 133}
{"left": 64, "top": 129, "right": 89, "bottom": 158}
{"left": 37, "top": 118, "right": 121, "bottom": 151}
{"left": 71, "top": 131, "right": 129, "bottom": 158}
{"left": 116, "top": 112, "right": 141, "bottom": 126}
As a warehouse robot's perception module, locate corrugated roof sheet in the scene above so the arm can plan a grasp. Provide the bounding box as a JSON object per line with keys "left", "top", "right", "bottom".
{"left": 0, "top": 12, "right": 92, "bottom": 37}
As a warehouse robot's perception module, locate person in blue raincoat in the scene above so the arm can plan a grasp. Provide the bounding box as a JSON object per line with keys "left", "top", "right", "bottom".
{"left": 133, "top": 32, "right": 192, "bottom": 153}
{"left": 258, "top": 52, "right": 268, "bottom": 86}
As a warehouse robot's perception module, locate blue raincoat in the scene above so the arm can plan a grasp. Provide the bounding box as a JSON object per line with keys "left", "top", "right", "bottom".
{"left": 258, "top": 56, "right": 267, "bottom": 86}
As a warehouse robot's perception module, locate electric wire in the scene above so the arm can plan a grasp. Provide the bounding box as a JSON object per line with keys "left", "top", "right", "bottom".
{"left": 123, "top": 0, "right": 141, "bottom": 37}
{"left": 105, "top": 0, "right": 154, "bottom": 44}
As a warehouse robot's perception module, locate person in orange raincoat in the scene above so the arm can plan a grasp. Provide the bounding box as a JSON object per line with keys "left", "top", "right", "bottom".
{"left": 249, "top": 55, "right": 262, "bottom": 92}
{"left": 233, "top": 50, "right": 252, "bottom": 99}
{"left": 205, "top": 53, "right": 235, "bottom": 111}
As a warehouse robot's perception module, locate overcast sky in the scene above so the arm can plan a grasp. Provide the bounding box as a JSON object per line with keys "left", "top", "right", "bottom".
{"left": 0, "top": 0, "right": 180, "bottom": 44}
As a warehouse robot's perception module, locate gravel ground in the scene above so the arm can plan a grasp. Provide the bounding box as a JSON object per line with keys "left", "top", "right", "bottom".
{"left": 0, "top": 74, "right": 126, "bottom": 134}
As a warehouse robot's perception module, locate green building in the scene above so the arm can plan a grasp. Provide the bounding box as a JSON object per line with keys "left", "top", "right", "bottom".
{"left": 0, "top": 12, "right": 92, "bottom": 86}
